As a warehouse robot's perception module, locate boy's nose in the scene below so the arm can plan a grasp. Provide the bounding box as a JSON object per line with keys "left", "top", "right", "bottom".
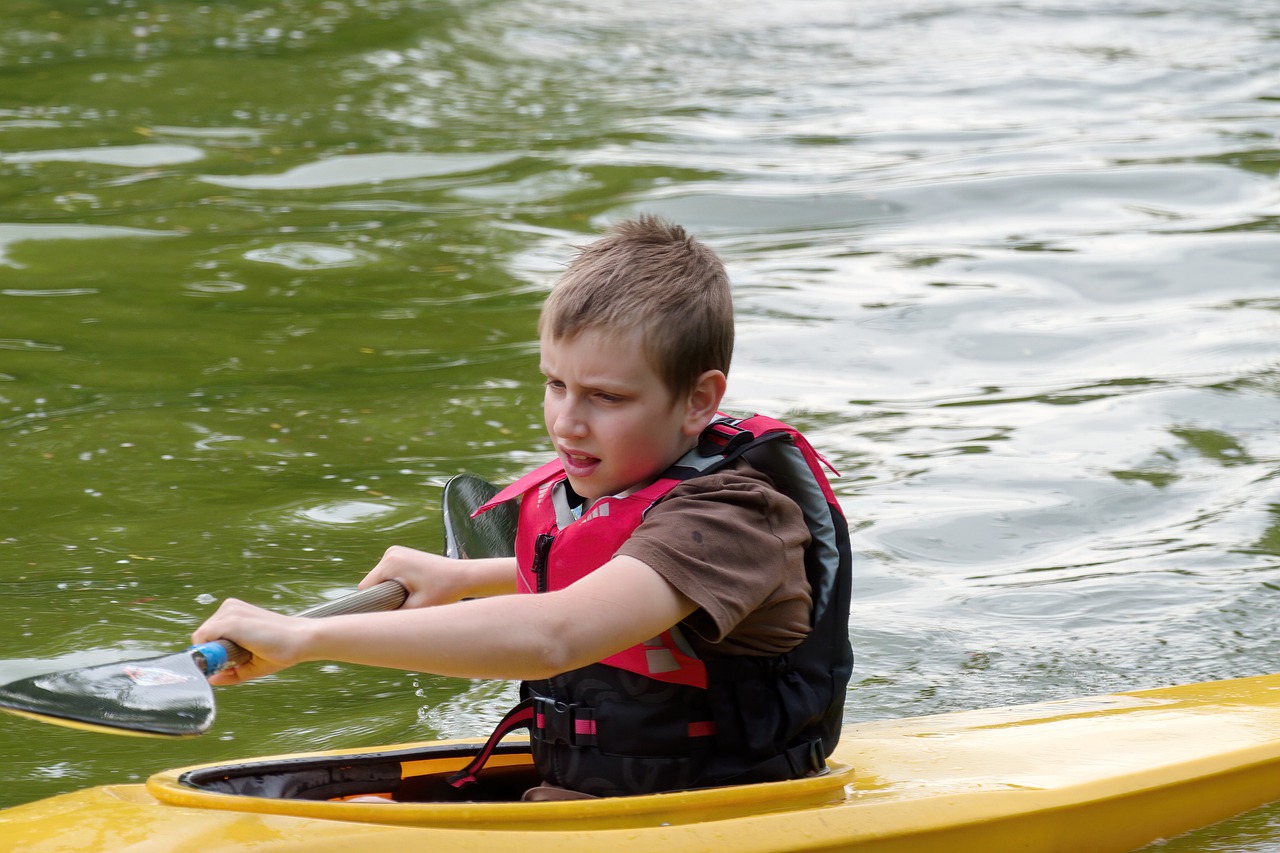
{"left": 551, "top": 403, "right": 588, "bottom": 439}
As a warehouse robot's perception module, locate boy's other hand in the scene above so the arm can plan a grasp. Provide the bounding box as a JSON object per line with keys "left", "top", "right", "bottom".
{"left": 191, "top": 598, "right": 312, "bottom": 685}
{"left": 359, "top": 546, "right": 517, "bottom": 608}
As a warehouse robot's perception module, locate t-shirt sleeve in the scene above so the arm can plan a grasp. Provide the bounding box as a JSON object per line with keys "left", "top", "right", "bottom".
{"left": 616, "top": 462, "right": 812, "bottom": 656}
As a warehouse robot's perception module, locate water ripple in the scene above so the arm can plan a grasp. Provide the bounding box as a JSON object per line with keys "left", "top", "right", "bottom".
{"left": 1, "top": 144, "right": 204, "bottom": 167}
{"left": 202, "top": 151, "right": 521, "bottom": 190}
{"left": 244, "top": 242, "right": 377, "bottom": 269}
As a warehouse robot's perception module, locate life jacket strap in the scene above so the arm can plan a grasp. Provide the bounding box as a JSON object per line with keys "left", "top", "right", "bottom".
{"left": 697, "top": 418, "right": 756, "bottom": 456}
{"left": 533, "top": 696, "right": 598, "bottom": 746}
{"left": 722, "top": 737, "right": 828, "bottom": 786}
{"left": 448, "top": 695, "right": 718, "bottom": 789}
{"left": 445, "top": 697, "right": 536, "bottom": 789}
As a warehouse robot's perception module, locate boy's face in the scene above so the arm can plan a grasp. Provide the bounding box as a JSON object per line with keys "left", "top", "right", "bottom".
{"left": 540, "top": 327, "right": 705, "bottom": 501}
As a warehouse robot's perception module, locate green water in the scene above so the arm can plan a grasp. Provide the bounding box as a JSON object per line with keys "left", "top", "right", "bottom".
{"left": 3, "top": 1, "right": 1280, "bottom": 848}
{"left": 2, "top": 0, "right": 558, "bottom": 799}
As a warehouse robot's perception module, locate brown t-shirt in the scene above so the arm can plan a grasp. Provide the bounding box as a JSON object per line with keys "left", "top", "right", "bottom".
{"left": 615, "top": 459, "right": 812, "bottom": 657}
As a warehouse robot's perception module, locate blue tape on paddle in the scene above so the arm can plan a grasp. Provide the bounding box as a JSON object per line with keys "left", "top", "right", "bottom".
{"left": 190, "top": 642, "right": 229, "bottom": 676}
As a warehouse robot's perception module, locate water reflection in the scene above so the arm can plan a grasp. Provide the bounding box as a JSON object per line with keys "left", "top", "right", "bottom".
{"left": 291, "top": 500, "right": 398, "bottom": 526}
{"left": 244, "top": 243, "right": 378, "bottom": 269}
{"left": 1, "top": 145, "right": 205, "bottom": 167}
{"left": 202, "top": 152, "right": 521, "bottom": 190}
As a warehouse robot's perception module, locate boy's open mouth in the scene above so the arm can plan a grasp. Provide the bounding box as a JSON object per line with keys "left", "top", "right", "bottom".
{"left": 559, "top": 448, "right": 600, "bottom": 476}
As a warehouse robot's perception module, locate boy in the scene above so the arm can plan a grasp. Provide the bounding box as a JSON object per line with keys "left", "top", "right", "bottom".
{"left": 193, "top": 216, "right": 852, "bottom": 799}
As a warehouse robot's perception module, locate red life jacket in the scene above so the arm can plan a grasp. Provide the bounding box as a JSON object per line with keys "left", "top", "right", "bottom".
{"left": 449, "top": 415, "right": 853, "bottom": 796}
{"left": 485, "top": 465, "right": 713, "bottom": 688}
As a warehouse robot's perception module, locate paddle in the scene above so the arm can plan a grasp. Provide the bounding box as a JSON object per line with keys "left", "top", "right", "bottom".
{"left": 441, "top": 472, "right": 514, "bottom": 560}
{"left": 0, "top": 473, "right": 516, "bottom": 738}
{"left": 0, "top": 581, "right": 410, "bottom": 738}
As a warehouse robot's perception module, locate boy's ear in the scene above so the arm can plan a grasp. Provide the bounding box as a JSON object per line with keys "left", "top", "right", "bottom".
{"left": 681, "top": 369, "right": 728, "bottom": 436}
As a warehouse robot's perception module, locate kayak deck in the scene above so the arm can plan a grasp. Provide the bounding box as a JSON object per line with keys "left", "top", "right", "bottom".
{"left": 4, "top": 672, "right": 1280, "bottom": 852}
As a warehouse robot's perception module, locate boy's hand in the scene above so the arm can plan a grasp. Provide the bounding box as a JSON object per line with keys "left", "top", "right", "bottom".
{"left": 191, "top": 598, "right": 312, "bottom": 685}
{"left": 358, "top": 545, "right": 465, "bottom": 608}
{"left": 359, "top": 546, "right": 518, "bottom": 607}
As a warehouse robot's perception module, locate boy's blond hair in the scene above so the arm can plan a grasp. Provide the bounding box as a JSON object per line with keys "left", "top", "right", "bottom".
{"left": 539, "top": 216, "right": 733, "bottom": 402}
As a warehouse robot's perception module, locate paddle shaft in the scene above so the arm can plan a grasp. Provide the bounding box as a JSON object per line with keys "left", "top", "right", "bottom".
{"left": 190, "top": 580, "right": 408, "bottom": 676}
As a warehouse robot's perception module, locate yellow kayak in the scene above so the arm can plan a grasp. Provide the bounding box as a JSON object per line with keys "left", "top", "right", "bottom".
{"left": 4, "top": 672, "right": 1280, "bottom": 852}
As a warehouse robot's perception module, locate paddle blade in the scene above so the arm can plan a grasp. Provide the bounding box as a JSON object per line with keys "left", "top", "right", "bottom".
{"left": 0, "top": 650, "right": 213, "bottom": 739}
{"left": 442, "top": 473, "right": 516, "bottom": 560}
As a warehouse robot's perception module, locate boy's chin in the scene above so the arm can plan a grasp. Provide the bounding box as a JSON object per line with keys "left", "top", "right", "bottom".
{"left": 564, "top": 474, "right": 605, "bottom": 502}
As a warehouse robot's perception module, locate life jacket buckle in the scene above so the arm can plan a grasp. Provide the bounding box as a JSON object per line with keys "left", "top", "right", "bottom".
{"left": 697, "top": 420, "right": 753, "bottom": 457}
{"left": 801, "top": 738, "right": 828, "bottom": 777}
{"left": 534, "top": 697, "right": 598, "bottom": 747}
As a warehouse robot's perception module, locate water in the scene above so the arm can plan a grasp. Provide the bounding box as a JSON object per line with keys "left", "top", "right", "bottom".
{"left": 1, "top": 0, "right": 1278, "bottom": 846}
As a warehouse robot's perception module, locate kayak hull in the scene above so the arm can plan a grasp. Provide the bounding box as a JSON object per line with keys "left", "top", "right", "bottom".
{"left": 5, "top": 672, "right": 1280, "bottom": 852}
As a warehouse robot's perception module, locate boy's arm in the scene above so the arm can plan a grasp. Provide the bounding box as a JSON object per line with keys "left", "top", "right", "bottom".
{"left": 193, "top": 555, "right": 696, "bottom": 685}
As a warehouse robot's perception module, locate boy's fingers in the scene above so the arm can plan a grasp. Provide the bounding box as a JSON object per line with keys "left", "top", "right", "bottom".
{"left": 191, "top": 597, "right": 245, "bottom": 644}
{"left": 359, "top": 551, "right": 401, "bottom": 590}
{"left": 207, "top": 669, "right": 242, "bottom": 686}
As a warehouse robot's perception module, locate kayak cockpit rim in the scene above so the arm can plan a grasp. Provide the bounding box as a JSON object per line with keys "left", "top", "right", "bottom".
{"left": 153, "top": 737, "right": 856, "bottom": 829}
